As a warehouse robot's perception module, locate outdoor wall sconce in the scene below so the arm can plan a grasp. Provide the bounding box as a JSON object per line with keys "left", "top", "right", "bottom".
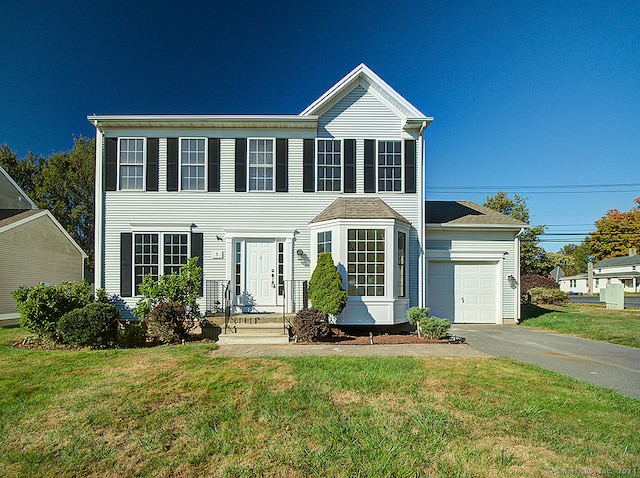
{"left": 296, "top": 249, "right": 304, "bottom": 257}
{"left": 507, "top": 275, "right": 518, "bottom": 288}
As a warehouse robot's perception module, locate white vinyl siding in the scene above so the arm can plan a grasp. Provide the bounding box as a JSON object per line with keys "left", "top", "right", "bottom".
{"left": 248, "top": 138, "right": 274, "bottom": 191}
{"left": 180, "top": 138, "right": 206, "bottom": 191}
{"left": 118, "top": 138, "right": 145, "bottom": 190}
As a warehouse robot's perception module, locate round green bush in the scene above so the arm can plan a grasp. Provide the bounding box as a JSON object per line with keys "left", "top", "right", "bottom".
{"left": 57, "top": 302, "right": 120, "bottom": 348}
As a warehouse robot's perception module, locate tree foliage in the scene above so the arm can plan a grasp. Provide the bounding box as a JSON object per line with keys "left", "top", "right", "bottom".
{"left": 586, "top": 198, "right": 640, "bottom": 262}
{"left": 309, "top": 252, "right": 348, "bottom": 316}
{"left": 484, "top": 191, "right": 547, "bottom": 274}
{"left": 549, "top": 243, "right": 592, "bottom": 275}
{"left": 133, "top": 257, "right": 202, "bottom": 322}
{"left": 0, "top": 137, "right": 95, "bottom": 272}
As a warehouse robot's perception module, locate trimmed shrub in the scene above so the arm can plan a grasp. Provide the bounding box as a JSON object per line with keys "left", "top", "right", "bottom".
{"left": 529, "top": 287, "right": 569, "bottom": 305}
{"left": 118, "top": 321, "right": 148, "bottom": 348}
{"left": 309, "top": 252, "right": 348, "bottom": 316}
{"left": 292, "top": 307, "right": 330, "bottom": 342}
{"left": 146, "top": 301, "right": 191, "bottom": 344}
{"left": 12, "top": 281, "right": 94, "bottom": 339}
{"left": 419, "top": 316, "right": 452, "bottom": 340}
{"left": 57, "top": 302, "right": 120, "bottom": 348}
{"left": 522, "top": 274, "right": 559, "bottom": 292}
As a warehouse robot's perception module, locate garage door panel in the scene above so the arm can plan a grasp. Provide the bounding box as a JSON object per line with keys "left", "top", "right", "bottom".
{"left": 428, "top": 261, "right": 499, "bottom": 324}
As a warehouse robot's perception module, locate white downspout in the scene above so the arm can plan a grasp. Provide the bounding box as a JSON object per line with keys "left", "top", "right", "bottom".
{"left": 93, "top": 121, "right": 105, "bottom": 290}
{"left": 514, "top": 227, "right": 526, "bottom": 323}
{"left": 418, "top": 121, "right": 427, "bottom": 308}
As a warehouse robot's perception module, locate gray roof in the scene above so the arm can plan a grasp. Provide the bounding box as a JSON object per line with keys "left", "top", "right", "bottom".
{"left": 426, "top": 201, "right": 527, "bottom": 227}
{"left": 594, "top": 255, "right": 640, "bottom": 268}
{"left": 310, "top": 197, "right": 410, "bottom": 224}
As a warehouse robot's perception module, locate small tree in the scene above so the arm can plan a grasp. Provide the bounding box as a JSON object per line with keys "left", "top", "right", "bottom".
{"left": 309, "top": 252, "right": 348, "bottom": 316}
{"left": 133, "top": 257, "right": 202, "bottom": 322}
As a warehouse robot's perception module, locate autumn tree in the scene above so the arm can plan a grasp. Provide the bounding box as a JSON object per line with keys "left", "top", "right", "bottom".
{"left": 484, "top": 191, "right": 548, "bottom": 274}
{"left": 587, "top": 198, "right": 640, "bottom": 262}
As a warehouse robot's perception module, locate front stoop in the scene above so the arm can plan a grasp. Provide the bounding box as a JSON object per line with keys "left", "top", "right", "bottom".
{"left": 217, "top": 322, "right": 290, "bottom": 345}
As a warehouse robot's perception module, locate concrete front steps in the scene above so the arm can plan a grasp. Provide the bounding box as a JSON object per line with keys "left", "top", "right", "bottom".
{"left": 208, "top": 313, "right": 294, "bottom": 345}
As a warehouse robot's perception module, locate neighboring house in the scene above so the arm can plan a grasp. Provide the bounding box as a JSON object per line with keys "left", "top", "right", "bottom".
{"left": 89, "top": 64, "right": 525, "bottom": 325}
{"left": 0, "top": 166, "right": 87, "bottom": 323}
{"left": 592, "top": 250, "right": 640, "bottom": 293}
{"left": 558, "top": 273, "right": 590, "bottom": 294}
{"left": 425, "top": 201, "right": 526, "bottom": 324}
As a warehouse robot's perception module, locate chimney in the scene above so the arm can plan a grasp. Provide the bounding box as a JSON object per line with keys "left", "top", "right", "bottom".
{"left": 630, "top": 248, "right": 638, "bottom": 257}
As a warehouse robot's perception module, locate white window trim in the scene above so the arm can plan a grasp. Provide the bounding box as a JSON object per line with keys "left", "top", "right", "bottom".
{"left": 131, "top": 231, "right": 192, "bottom": 296}
{"left": 376, "top": 139, "right": 404, "bottom": 193}
{"left": 316, "top": 138, "right": 343, "bottom": 193}
{"left": 178, "top": 137, "right": 207, "bottom": 192}
{"left": 245, "top": 137, "right": 276, "bottom": 192}
{"left": 117, "top": 137, "right": 146, "bottom": 191}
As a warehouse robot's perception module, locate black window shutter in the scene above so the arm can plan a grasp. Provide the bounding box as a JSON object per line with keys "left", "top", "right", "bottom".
{"left": 303, "top": 139, "right": 315, "bottom": 192}
{"left": 208, "top": 138, "right": 220, "bottom": 192}
{"left": 120, "top": 233, "right": 133, "bottom": 297}
{"left": 191, "top": 232, "right": 204, "bottom": 296}
{"left": 364, "top": 139, "right": 376, "bottom": 193}
{"left": 235, "top": 138, "right": 247, "bottom": 192}
{"left": 404, "top": 139, "right": 417, "bottom": 194}
{"left": 146, "top": 138, "right": 159, "bottom": 191}
{"left": 276, "top": 138, "right": 288, "bottom": 192}
{"left": 343, "top": 139, "right": 356, "bottom": 193}
{"left": 167, "top": 138, "right": 178, "bottom": 191}
{"left": 105, "top": 138, "right": 117, "bottom": 191}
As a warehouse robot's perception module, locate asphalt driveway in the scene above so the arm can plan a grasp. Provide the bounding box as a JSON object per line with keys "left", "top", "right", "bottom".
{"left": 451, "top": 324, "right": 640, "bottom": 400}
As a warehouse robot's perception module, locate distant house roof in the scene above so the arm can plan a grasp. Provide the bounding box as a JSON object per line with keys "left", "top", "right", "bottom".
{"left": 559, "top": 273, "right": 588, "bottom": 281}
{"left": 425, "top": 201, "right": 527, "bottom": 228}
{"left": 310, "top": 197, "right": 410, "bottom": 224}
{"left": 594, "top": 255, "right": 640, "bottom": 269}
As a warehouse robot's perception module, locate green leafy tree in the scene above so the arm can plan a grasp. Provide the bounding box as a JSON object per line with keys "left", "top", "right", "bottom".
{"left": 554, "top": 243, "right": 592, "bottom": 275}
{"left": 309, "top": 252, "right": 348, "bottom": 316}
{"left": 133, "top": 257, "right": 203, "bottom": 322}
{"left": 0, "top": 144, "right": 41, "bottom": 198}
{"left": 34, "top": 136, "right": 95, "bottom": 272}
{"left": 484, "top": 191, "right": 548, "bottom": 274}
{"left": 586, "top": 198, "right": 640, "bottom": 262}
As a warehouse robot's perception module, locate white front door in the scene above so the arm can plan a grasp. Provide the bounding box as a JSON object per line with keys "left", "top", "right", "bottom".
{"left": 244, "top": 240, "right": 276, "bottom": 306}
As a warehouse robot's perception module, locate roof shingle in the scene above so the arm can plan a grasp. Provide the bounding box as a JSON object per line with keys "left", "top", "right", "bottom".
{"left": 426, "top": 201, "right": 527, "bottom": 227}
{"left": 310, "top": 198, "right": 410, "bottom": 224}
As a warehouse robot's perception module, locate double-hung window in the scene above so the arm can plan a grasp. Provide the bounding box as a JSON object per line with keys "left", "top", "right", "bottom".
{"left": 317, "top": 231, "right": 332, "bottom": 254}
{"left": 119, "top": 138, "right": 145, "bottom": 190}
{"left": 248, "top": 138, "right": 274, "bottom": 191}
{"left": 377, "top": 140, "right": 402, "bottom": 192}
{"left": 133, "top": 232, "right": 189, "bottom": 294}
{"left": 317, "top": 139, "right": 341, "bottom": 191}
{"left": 180, "top": 138, "right": 206, "bottom": 191}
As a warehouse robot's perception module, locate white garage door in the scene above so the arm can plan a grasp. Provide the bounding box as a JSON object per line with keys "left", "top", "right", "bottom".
{"left": 428, "top": 261, "right": 499, "bottom": 323}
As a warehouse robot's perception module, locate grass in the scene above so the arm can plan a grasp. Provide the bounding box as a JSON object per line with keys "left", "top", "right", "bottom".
{"left": 1, "top": 325, "right": 639, "bottom": 477}
{"left": 521, "top": 303, "right": 640, "bottom": 349}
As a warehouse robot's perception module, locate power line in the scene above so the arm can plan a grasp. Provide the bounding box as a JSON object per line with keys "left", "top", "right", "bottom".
{"left": 427, "top": 182, "right": 640, "bottom": 192}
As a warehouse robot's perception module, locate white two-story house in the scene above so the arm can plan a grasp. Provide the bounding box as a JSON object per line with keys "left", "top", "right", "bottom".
{"left": 90, "top": 64, "right": 524, "bottom": 325}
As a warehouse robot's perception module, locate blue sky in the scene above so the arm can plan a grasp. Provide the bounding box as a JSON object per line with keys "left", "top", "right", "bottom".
{"left": 1, "top": 0, "right": 639, "bottom": 251}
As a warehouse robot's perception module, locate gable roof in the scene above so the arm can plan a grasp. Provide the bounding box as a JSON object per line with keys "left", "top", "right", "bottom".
{"left": 0, "top": 166, "right": 37, "bottom": 210}
{"left": 594, "top": 255, "right": 640, "bottom": 269}
{"left": 310, "top": 197, "right": 410, "bottom": 224}
{"left": 300, "top": 64, "right": 433, "bottom": 128}
{"left": 0, "top": 209, "right": 87, "bottom": 258}
{"left": 426, "top": 201, "right": 528, "bottom": 228}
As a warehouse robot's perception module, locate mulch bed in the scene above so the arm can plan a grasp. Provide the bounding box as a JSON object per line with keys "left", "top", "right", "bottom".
{"left": 300, "top": 327, "right": 466, "bottom": 345}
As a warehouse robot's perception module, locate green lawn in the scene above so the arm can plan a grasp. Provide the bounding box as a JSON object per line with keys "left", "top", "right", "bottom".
{"left": 0, "top": 325, "right": 638, "bottom": 477}
{"left": 521, "top": 303, "right": 640, "bottom": 348}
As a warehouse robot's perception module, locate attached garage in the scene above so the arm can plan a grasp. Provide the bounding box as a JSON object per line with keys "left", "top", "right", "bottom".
{"left": 427, "top": 261, "right": 499, "bottom": 323}
{"left": 425, "top": 201, "right": 527, "bottom": 324}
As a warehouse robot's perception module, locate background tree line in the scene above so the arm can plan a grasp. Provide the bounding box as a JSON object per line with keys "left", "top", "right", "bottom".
{"left": 0, "top": 137, "right": 95, "bottom": 274}
{"left": 484, "top": 192, "right": 640, "bottom": 276}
